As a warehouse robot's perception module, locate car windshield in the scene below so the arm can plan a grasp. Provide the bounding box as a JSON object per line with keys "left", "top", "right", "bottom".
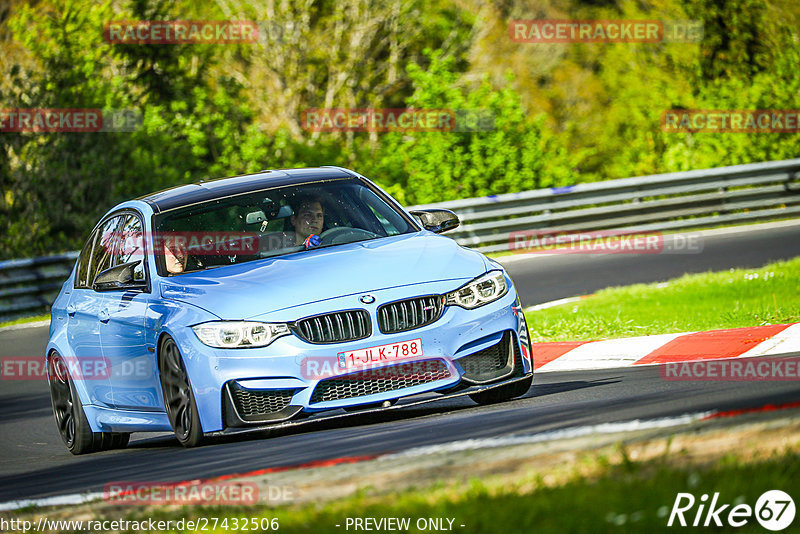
{"left": 152, "top": 178, "right": 416, "bottom": 275}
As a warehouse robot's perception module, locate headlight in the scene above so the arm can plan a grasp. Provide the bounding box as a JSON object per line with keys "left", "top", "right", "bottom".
{"left": 192, "top": 321, "right": 290, "bottom": 348}
{"left": 445, "top": 270, "right": 508, "bottom": 309}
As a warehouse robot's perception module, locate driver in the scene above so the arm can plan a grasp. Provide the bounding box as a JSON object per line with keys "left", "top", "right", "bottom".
{"left": 289, "top": 194, "right": 325, "bottom": 249}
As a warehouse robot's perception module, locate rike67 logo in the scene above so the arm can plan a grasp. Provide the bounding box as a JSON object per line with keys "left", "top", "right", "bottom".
{"left": 668, "top": 490, "right": 795, "bottom": 530}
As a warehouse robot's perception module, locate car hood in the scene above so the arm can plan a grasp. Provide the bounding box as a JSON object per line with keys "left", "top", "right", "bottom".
{"left": 159, "top": 233, "right": 490, "bottom": 319}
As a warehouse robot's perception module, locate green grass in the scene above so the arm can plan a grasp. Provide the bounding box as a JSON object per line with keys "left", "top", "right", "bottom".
{"left": 45, "top": 446, "right": 800, "bottom": 533}
{"left": 0, "top": 313, "right": 50, "bottom": 328}
{"left": 525, "top": 256, "right": 800, "bottom": 343}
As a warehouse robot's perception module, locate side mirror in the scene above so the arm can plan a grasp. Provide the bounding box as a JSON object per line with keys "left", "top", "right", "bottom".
{"left": 93, "top": 260, "right": 145, "bottom": 292}
{"left": 410, "top": 209, "right": 460, "bottom": 234}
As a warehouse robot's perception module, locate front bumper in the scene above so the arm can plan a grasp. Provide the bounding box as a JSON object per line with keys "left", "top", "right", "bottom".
{"left": 172, "top": 279, "right": 532, "bottom": 432}
{"left": 222, "top": 329, "right": 528, "bottom": 428}
{"left": 209, "top": 374, "right": 533, "bottom": 437}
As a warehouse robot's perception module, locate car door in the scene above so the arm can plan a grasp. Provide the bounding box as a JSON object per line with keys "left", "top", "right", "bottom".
{"left": 97, "top": 212, "right": 161, "bottom": 410}
{"left": 66, "top": 216, "right": 122, "bottom": 407}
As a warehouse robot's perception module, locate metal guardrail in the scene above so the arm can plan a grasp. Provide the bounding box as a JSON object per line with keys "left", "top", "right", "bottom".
{"left": 408, "top": 158, "right": 800, "bottom": 253}
{"left": 2, "top": 159, "right": 799, "bottom": 322}
{"left": 0, "top": 252, "right": 78, "bottom": 322}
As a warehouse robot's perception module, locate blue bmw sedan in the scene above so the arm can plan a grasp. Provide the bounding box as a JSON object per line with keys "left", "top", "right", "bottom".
{"left": 46, "top": 167, "right": 533, "bottom": 453}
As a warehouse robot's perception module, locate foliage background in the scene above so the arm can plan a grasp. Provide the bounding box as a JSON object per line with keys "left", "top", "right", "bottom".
{"left": 0, "top": 0, "right": 798, "bottom": 258}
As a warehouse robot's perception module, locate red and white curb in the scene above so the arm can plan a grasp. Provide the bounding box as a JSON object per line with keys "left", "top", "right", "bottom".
{"left": 532, "top": 323, "right": 800, "bottom": 372}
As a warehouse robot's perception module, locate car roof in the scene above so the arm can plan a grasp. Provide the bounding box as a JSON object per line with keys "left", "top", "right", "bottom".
{"left": 138, "top": 167, "right": 356, "bottom": 213}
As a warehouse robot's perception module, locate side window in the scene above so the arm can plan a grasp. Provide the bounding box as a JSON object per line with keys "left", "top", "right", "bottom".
{"left": 113, "top": 215, "right": 146, "bottom": 281}
{"left": 75, "top": 233, "right": 96, "bottom": 289}
{"left": 88, "top": 216, "right": 123, "bottom": 287}
{"left": 75, "top": 217, "right": 121, "bottom": 289}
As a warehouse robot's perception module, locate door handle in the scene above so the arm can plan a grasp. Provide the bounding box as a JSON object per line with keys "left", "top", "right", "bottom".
{"left": 98, "top": 308, "right": 110, "bottom": 323}
{"left": 66, "top": 304, "right": 76, "bottom": 317}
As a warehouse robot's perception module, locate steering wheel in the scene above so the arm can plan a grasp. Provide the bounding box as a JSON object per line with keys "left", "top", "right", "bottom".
{"left": 319, "top": 227, "right": 378, "bottom": 245}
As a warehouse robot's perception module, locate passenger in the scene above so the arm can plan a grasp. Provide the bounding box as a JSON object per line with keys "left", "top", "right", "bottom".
{"left": 163, "top": 236, "right": 188, "bottom": 274}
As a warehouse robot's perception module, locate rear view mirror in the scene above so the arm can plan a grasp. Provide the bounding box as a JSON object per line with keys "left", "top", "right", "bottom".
{"left": 409, "top": 209, "right": 460, "bottom": 234}
{"left": 245, "top": 210, "right": 267, "bottom": 225}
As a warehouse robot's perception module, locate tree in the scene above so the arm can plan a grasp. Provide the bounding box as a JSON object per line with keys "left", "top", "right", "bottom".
{"left": 368, "top": 51, "right": 575, "bottom": 205}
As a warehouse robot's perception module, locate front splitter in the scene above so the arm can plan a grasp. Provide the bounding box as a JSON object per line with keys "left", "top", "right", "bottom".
{"left": 206, "top": 373, "right": 533, "bottom": 437}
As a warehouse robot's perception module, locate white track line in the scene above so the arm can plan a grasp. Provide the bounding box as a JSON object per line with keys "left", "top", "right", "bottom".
{"left": 381, "top": 412, "right": 713, "bottom": 459}
{"left": 0, "top": 492, "right": 104, "bottom": 512}
{"left": 0, "top": 319, "right": 50, "bottom": 333}
{"left": 525, "top": 296, "right": 588, "bottom": 312}
{"left": 0, "top": 412, "right": 713, "bottom": 512}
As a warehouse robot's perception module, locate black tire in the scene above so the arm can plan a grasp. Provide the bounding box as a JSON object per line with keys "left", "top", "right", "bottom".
{"left": 106, "top": 433, "right": 131, "bottom": 449}
{"left": 48, "top": 352, "right": 130, "bottom": 454}
{"left": 159, "top": 336, "right": 204, "bottom": 447}
{"left": 468, "top": 374, "right": 533, "bottom": 405}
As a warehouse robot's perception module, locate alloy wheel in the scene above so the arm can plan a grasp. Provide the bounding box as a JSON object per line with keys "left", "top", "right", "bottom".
{"left": 159, "top": 336, "right": 203, "bottom": 446}
{"left": 160, "top": 338, "right": 193, "bottom": 440}
{"left": 48, "top": 353, "right": 76, "bottom": 446}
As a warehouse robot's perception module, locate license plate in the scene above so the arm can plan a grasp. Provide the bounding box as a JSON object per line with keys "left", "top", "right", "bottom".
{"left": 337, "top": 339, "right": 422, "bottom": 369}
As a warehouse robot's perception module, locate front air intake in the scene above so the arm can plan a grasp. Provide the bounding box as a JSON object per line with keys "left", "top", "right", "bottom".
{"left": 309, "top": 359, "right": 451, "bottom": 403}
{"left": 457, "top": 331, "right": 516, "bottom": 384}
{"left": 223, "top": 381, "right": 301, "bottom": 426}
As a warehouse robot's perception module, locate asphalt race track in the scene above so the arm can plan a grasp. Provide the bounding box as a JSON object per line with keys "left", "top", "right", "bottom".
{"left": 1, "top": 222, "right": 799, "bottom": 503}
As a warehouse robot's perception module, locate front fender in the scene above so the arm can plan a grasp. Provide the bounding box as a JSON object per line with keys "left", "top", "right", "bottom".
{"left": 151, "top": 299, "right": 221, "bottom": 428}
